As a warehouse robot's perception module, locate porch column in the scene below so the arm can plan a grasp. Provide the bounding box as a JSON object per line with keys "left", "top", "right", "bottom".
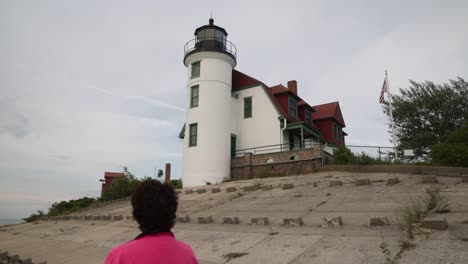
{"left": 301, "top": 127, "right": 304, "bottom": 149}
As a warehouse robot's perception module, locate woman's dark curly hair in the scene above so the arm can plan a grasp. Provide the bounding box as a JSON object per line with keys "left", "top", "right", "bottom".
{"left": 131, "top": 180, "right": 178, "bottom": 234}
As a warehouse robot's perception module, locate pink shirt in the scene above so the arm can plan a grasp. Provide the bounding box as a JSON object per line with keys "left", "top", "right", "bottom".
{"left": 105, "top": 232, "right": 198, "bottom": 264}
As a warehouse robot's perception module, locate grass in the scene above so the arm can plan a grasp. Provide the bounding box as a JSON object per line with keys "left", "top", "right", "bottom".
{"left": 396, "top": 199, "right": 425, "bottom": 239}
{"left": 424, "top": 185, "right": 443, "bottom": 211}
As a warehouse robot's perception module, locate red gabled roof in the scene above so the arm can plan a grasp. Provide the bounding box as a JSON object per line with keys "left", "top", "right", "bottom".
{"left": 104, "top": 172, "right": 124, "bottom": 178}
{"left": 311, "top": 101, "right": 346, "bottom": 127}
{"left": 232, "top": 69, "right": 262, "bottom": 91}
{"left": 232, "top": 70, "right": 295, "bottom": 122}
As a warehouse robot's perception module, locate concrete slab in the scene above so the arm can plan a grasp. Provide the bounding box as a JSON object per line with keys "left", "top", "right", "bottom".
{"left": 355, "top": 179, "right": 371, "bottom": 186}
{"left": 421, "top": 217, "right": 448, "bottom": 230}
{"left": 229, "top": 234, "right": 323, "bottom": 264}
{"left": 421, "top": 175, "right": 438, "bottom": 184}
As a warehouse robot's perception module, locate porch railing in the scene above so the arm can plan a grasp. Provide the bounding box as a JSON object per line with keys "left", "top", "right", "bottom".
{"left": 234, "top": 139, "right": 320, "bottom": 158}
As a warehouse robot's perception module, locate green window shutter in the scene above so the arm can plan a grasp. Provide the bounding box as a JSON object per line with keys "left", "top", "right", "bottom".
{"left": 189, "top": 123, "right": 198, "bottom": 147}
{"left": 244, "top": 97, "right": 252, "bottom": 118}
{"left": 191, "top": 61, "right": 200, "bottom": 78}
{"left": 190, "top": 85, "right": 199, "bottom": 108}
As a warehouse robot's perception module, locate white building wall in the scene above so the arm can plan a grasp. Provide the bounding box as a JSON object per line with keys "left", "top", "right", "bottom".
{"left": 182, "top": 52, "right": 235, "bottom": 187}
{"left": 232, "top": 85, "right": 282, "bottom": 153}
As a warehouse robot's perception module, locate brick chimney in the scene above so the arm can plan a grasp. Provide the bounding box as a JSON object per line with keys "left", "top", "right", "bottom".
{"left": 165, "top": 163, "right": 171, "bottom": 183}
{"left": 287, "top": 80, "right": 297, "bottom": 95}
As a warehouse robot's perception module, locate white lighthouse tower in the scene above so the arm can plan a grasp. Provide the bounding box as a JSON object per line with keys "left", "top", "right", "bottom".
{"left": 182, "top": 18, "right": 237, "bottom": 187}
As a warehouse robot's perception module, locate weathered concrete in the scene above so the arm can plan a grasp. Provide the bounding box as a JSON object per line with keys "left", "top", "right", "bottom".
{"left": 1, "top": 171, "right": 467, "bottom": 264}
{"left": 369, "top": 217, "right": 390, "bottom": 227}
{"left": 177, "top": 216, "right": 190, "bottom": 223}
{"left": 223, "top": 217, "right": 240, "bottom": 224}
{"left": 421, "top": 175, "right": 438, "bottom": 184}
{"left": 262, "top": 185, "right": 273, "bottom": 191}
{"left": 251, "top": 217, "right": 269, "bottom": 225}
{"left": 197, "top": 216, "right": 213, "bottom": 224}
{"left": 355, "top": 179, "right": 371, "bottom": 186}
{"left": 321, "top": 216, "right": 343, "bottom": 228}
{"left": 197, "top": 189, "right": 206, "bottom": 194}
{"left": 461, "top": 176, "right": 468, "bottom": 183}
{"left": 226, "top": 187, "right": 237, "bottom": 193}
{"left": 211, "top": 188, "right": 221, "bottom": 193}
{"left": 421, "top": 216, "right": 448, "bottom": 230}
{"left": 185, "top": 189, "right": 194, "bottom": 194}
{"left": 113, "top": 215, "right": 123, "bottom": 221}
{"left": 387, "top": 177, "right": 400, "bottom": 185}
{"left": 283, "top": 217, "right": 303, "bottom": 226}
{"left": 282, "top": 183, "right": 294, "bottom": 190}
{"left": 329, "top": 180, "right": 343, "bottom": 187}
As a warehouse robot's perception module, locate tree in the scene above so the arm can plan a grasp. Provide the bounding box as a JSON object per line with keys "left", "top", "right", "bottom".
{"left": 383, "top": 77, "right": 468, "bottom": 158}
{"left": 431, "top": 124, "right": 468, "bottom": 167}
{"left": 157, "top": 169, "right": 164, "bottom": 179}
{"left": 101, "top": 168, "right": 142, "bottom": 201}
{"left": 23, "top": 210, "right": 45, "bottom": 222}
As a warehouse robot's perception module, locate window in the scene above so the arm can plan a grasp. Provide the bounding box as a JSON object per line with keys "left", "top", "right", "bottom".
{"left": 334, "top": 122, "right": 341, "bottom": 140}
{"left": 288, "top": 96, "right": 297, "bottom": 119}
{"left": 190, "top": 85, "right": 199, "bottom": 108}
{"left": 304, "top": 109, "right": 312, "bottom": 126}
{"left": 189, "top": 123, "right": 198, "bottom": 147}
{"left": 244, "top": 97, "right": 252, "bottom": 118}
{"left": 191, "top": 61, "right": 200, "bottom": 78}
{"left": 289, "top": 155, "right": 300, "bottom": 160}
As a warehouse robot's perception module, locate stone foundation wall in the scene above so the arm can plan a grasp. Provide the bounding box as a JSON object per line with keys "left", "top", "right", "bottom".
{"left": 231, "top": 147, "right": 324, "bottom": 181}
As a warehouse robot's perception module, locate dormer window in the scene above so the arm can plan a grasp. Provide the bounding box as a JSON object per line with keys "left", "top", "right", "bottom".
{"left": 304, "top": 109, "right": 312, "bottom": 126}
{"left": 288, "top": 96, "right": 297, "bottom": 119}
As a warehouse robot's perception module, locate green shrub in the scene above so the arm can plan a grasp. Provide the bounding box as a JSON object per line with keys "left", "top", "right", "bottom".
{"left": 23, "top": 210, "right": 45, "bottom": 222}
{"left": 48, "top": 197, "right": 96, "bottom": 216}
{"left": 333, "top": 146, "right": 355, "bottom": 165}
{"left": 101, "top": 174, "right": 142, "bottom": 202}
{"left": 431, "top": 124, "right": 468, "bottom": 167}
{"left": 170, "top": 179, "right": 183, "bottom": 189}
{"left": 355, "top": 152, "right": 374, "bottom": 165}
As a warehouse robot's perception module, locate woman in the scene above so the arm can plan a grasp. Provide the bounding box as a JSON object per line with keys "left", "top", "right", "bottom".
{"left": 105, "top": 180, "right": 198, "bottom": 264}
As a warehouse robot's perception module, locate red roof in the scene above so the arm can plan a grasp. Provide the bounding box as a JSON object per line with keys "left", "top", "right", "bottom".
{"left": 232, "top": 70, "right": 344, "bottom": 128}
{"left": 311, "top": 102, "right": 346, "bottom": 127}
{"left": 232, "top": 70, "right": 262, "bottom": 91}
{"left": 104, "top": 172, "right": 124, "bottom": 178}
{"left": 232, "top": 70, "right": 296, "bottom": 122}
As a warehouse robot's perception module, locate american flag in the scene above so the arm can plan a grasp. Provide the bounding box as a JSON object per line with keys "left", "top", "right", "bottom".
{"left": 379, "top": 77, "right": 388, "bottom": 103}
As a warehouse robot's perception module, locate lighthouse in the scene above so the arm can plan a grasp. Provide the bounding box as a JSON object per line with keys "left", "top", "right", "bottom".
{"left": 182, "top": 19, "right": 237, "bottom": 187}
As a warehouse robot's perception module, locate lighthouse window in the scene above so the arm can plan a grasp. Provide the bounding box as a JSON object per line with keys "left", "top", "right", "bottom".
{"left": 191, "top": 61, "right": 200, "bottom": 78}
{"left": 189, "top": 123, "right": 198, "bottom": 147}
{"left": 190, "top": 85, "right": 199, "bottom": 108}
{"left": 244, "top": 97, "right": 252, "bottom": 118}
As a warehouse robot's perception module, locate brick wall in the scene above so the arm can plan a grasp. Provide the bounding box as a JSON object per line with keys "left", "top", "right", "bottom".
{"left": 231, "top": 147, "right": 325, "bottom": 181}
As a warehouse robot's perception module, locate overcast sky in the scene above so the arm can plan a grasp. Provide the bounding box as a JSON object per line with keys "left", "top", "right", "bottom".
{"left": 1, "top": 0, "right": 467, "bottom": 219}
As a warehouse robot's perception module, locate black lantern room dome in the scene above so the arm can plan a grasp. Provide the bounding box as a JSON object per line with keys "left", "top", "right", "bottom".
{"left": 184, "top": 18, "right": 237, "bottom": 64}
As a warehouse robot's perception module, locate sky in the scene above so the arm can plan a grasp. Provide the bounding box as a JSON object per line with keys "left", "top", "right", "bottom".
{"left": 1, "top": 0, "right": 467, "bottom": 219}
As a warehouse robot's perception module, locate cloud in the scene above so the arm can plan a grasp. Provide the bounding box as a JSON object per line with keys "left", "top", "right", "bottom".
{"left": 0, "top": 97, "right": 29, "bottom": 138}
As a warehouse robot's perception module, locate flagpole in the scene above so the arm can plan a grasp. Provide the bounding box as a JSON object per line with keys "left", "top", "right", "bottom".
{"left": 386, "top": 70, "right": 398, "bottom": 161}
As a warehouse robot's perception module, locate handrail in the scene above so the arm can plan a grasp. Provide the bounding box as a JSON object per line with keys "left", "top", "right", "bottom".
{"left": 234, "top": 139, "right": 319, "bottom": 158}
{"left": 184, "top": 37, "right": 237, "bottom": 59}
